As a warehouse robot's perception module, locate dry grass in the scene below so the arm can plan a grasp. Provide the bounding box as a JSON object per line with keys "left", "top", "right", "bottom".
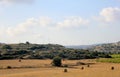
{"left": 0, "top": 59, "right": 120, "bottom": 77}
{"left": 0, "top": 59, "right": 52, "bottom": 69}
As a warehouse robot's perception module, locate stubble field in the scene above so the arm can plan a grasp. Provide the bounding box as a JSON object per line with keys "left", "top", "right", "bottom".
{"left": 0, "top": 59, "right": 120, "bottom": 77}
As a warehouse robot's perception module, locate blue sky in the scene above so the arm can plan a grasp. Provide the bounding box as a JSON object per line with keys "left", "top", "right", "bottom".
{"left": 0, "top": 0, "right": 120, "bottom": 45}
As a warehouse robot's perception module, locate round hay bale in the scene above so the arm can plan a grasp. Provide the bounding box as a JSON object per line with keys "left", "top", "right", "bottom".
{"left": 111, "top": 66, "right": 114, "bottom": 70}
{"left": 81, "top": 67, "right": 84, "bottom": 70}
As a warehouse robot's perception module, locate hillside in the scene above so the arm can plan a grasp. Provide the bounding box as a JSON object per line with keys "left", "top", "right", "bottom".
{"left": 0, "top": 42, "right": 65, "bottom": 59}
{"left": 66, "top": 41, "right": 120, "bottom": 53}
{"left": 89, "top": 41, "right": 120, "bottom": 53}
{"left": 0, "top": 42, "right": 110, "bottom": 60}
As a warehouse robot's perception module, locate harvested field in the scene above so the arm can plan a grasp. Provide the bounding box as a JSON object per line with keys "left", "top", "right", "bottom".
{"left": 0, "top": 59, "right": 120, "bottom": 77}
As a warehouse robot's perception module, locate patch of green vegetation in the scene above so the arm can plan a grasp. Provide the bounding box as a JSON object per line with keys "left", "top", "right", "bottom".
{"left": 111, "top": 54, "right": 120, "bottom": 58}
{"left": 97, "top": 58, "right": 120, "bottom": 63}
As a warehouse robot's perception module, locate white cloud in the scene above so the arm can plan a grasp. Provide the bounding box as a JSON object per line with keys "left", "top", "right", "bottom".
{"left": 99, "top": 7, "right": 120, "bottom": 23}
{"left": 56, "top": 16, "right": 89, "bottom": 28}
{"left": 39, "top": 17, "right": 53, "bottom": 27}
{"left": 5, "top": 17, "right": 54, "bottom": 37}
{"left": 0, "top": 16, "right": 89, "bottom": 38}
{"left": 6, "top": 18, "right": 38, "bottom": 36}
{"left": 2, "top": 15, "right": 115, "bottom": 44}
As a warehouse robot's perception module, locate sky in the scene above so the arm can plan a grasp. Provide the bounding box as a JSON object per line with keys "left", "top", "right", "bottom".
{"left": 0, "top": 0, "right": 120, "bottom": 45}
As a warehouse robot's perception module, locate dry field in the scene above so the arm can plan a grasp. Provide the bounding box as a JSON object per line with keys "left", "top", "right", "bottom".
{"left": 0, "top": 59, "right": 120, "bottom": 77}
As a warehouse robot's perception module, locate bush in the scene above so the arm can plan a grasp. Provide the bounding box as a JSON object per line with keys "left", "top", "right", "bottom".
{"left": 7, "top": 66, "right": 12, "bottom": 69}
{"left": 52, "top": 56, "right": 62, "bottom": 67}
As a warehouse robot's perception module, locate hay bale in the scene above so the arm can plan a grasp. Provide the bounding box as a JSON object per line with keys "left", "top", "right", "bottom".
{"left": 81, "top": 67, "right": 84, "bottom": 70}
{"left": 111, "top": 66, "right": 114, "bottom": 70}
{"left": 19, "top": 59, "right": 21, "bottom": 62}
{"left": 87, "top": 64, "right": 90, "bottom": 67}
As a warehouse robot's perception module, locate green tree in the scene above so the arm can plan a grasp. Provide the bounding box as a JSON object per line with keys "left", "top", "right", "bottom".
{"left": 52, "top": 56, "right": 62, "bottom": 67}
{"left": 26, "top": 41, "right": 30, "bottom": 45}
{"left": 2, "top": 45, "right": 12, "bottom": 50}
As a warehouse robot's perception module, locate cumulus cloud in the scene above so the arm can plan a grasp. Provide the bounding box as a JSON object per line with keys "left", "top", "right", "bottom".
{"left": 0, "top": 16, "right": 90, "bottom": 44}
{"left": 39, "top": 17, "right": 53, "bottom": 27}
{"left": 56, "top": 16, "right": 89, "bottom": 28}
{"left": 2, "top": 16, "right": 89, "bottom": 37}
{"left": 98, "top": 7, "right": 120, "bottom": 23}
{"left": 5, "top": 17, "right": 53, "bottom": 36}
{"left": 0, "top": 0, "right": 35, "bottom": 4}
{"left": 6, "top": 18, "right": 38, "bottom": 36}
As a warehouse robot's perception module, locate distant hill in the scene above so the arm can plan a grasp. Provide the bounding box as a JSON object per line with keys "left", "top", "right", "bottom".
{"left": 66, "top": 41, "right": 120, "bottom": 53}
{"left": 89, "top": 41, "right": 120, "bottom": 53}
{"left": 66, "top": 45, "right": 95, "bottom": 49}
{"left": 0, "top": 43, "right": 65, "bottom": 59}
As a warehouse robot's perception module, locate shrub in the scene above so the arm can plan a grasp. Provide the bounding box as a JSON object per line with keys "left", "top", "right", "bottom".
{"left": 2, "top": 45, "right": 12, "bottom": 50}
{"left": 7, "top": 66, "right": 12, "bottom": 69}
{"left": 52, "top": 56, "right": 62, "bottom": 67}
